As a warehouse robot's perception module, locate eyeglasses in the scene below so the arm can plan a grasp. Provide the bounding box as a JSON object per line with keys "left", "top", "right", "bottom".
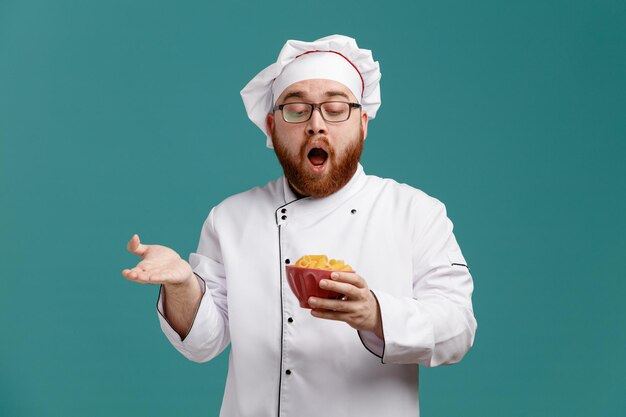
{"left": 272, "top": 101, "right": 361, "bottom": 123}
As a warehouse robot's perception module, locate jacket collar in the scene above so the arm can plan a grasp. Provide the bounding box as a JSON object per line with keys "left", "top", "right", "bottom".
{"left": 281, "top": 163, "right": 367, "bottom": 210}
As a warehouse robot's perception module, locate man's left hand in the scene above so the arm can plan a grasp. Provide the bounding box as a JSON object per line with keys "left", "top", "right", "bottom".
{"left": 309, "top": 272, "right": 384, "bottom": 339}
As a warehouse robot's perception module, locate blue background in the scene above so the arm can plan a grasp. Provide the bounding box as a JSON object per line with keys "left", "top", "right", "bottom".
{"left": 1, "top": 0, "right": 625, "bottom": 416}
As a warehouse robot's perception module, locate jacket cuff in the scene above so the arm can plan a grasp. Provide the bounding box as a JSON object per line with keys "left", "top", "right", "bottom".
{"left": 357, "top": 329, "right": 385, "bottom": 359}
{"left": 156, "top": 274, "right": 207, "bottom": 344}
{"left": 372, "top": 288, "right": 435, "bottom": 365}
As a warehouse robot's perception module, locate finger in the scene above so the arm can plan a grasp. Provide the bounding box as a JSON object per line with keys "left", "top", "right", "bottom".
{"left": 130, "top": 268, "right": 161, "bottom": 284}
{"left": 127, "top": 266, "right": 150, "bottom": 280}
{"left": 127, "top": 267, "right": 144, "bottom": 280}
{"left": 126, "top": 234, "right": 137, "bottom": 252}
{"left": 121, "top": 268, "right": 139, "bottom": 279}
{"left": 122, "top": 267, "right": 137, "bottom": 279}
{"left": 330, "top": 271, "right": 366, "bottom": 288}
{"left": 127, "top": 234, "right": 149, "bottom": 258}
{"left": 140, "top": 267, "right": 165, "bottom": 282}
{"left": 308, "top": 296, "right": 353, "bottom": 312}
{"left": 122, "top": 268, "right": 146, "bottom": 284}
{"left": 140, "top": 266, "right": 178, "bottom": 284}
{"left": 310, "top": 308, "right": 349, "bottom": 322}
{"left": 144, "top": 268, "right": 170, "bottom": 283}
{"left": 319, "top": 279, "right": 361, "bottom": 299}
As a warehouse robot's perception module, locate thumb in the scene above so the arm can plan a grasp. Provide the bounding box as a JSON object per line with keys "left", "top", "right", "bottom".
{"left": 127, "top": 234, "right": 149, "bottom": 258}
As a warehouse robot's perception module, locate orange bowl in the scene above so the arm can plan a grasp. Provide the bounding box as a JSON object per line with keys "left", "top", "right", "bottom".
{"left": 285, "top": 266, "right": 345, "bottom": 309}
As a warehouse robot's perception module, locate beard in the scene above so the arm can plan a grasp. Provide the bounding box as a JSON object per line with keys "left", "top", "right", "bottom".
{"left": 271, "top": 127, "right": 364, "bottom": 198}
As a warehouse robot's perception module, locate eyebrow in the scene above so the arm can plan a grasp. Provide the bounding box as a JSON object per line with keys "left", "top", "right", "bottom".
{"left": 324, "top": 90, "right": 350, "bottom": 100}
{"left": 281, "top": 90, "right": 352, "bottom": 102}
{"left": 282, "top": 91, "right": 305, "bottom": 101}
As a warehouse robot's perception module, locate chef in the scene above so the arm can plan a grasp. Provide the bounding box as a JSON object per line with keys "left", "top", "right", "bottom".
{"left": 123, "top": 35, "right": 477, "bottom": 417}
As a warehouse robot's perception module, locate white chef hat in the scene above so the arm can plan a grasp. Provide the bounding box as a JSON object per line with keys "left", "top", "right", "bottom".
{"left": 240, "top": 34, "right": 382, "bottom": 148}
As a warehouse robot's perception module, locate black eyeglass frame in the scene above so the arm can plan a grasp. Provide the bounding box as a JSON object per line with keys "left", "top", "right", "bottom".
{"left": 272, "top": 101, "right": 362, "bottom": 123}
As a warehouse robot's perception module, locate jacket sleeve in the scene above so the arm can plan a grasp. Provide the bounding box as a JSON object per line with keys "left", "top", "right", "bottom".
{"left": 363, "top": 200, "right": 477, "bottom": 366}
{"left": 156, "top": 209, "right": 230, "bottom": 363}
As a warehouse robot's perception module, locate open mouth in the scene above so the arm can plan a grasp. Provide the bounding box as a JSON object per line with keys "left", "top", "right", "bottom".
{"left": 307, "top": 147, "right": 329, "bottom": 167}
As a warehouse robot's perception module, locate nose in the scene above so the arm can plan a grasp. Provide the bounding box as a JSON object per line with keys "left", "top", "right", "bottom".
{"left": 305, "top": 107, "right": 327, "bottom": 136}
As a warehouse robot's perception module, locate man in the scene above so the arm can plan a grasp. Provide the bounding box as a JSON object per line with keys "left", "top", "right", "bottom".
{"left": 123, "top": 35, "right": 477, "bottom": 417}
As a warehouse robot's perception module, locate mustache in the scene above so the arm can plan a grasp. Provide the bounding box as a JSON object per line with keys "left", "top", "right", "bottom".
{"left": 305, "top": 136, "right": 329, "bottom": 145}
{"left": 301, "top": 136, "right": 332, "bottom": 154}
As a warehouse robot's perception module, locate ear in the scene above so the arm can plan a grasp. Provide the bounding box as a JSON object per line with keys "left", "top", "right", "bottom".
{"left": 266, "top": 112, "right": 275, "bottom": 135}
{"left": 361, "top": 111, "right": 369, "bottom": 141}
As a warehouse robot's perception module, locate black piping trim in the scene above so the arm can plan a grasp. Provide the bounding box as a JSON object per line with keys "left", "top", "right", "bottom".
{"left": 451, "top": 263, "right": 469, "bottom": 270}
{"left": 276, "top": 224, "right": 284, "bottom": 417}
{"left": 357, "top": 331, "right": 383, "bottom": 360}
{"left": 356, "top": 290, "right": 386, "bottom": 363}
{"left": 155, "top": 273, "right": 206, "bottom": 342}
{"left": 274, "top": 197, "right": 305, "bottom": 417}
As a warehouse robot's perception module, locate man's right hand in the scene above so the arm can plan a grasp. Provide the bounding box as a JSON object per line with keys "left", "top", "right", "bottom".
{"left": 122, "top": 234, "right": 194, "bottom": 287}
{"left": 123, "top": 234, "right": 203, "bottom": 338}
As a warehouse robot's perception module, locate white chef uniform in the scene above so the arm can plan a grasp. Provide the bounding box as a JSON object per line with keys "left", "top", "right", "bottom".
{"left": 157, "top": 164, "right": 477, "bottom": 417}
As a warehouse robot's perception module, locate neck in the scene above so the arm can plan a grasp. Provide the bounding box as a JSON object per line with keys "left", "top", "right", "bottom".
{"left": 288, "top": 182, "right": 308, "bottom": 199}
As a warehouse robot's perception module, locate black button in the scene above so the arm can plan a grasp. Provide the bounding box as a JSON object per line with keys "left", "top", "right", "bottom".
{"left": 285, "top": 369, "right": 291, "bottom": 375}
{"left": 285, "top": 259, "right": 290, "bottom": 264}
{"left": 281, "top": 208, "right": 287, "bottom": 213}
{"left": 281, "top": 215, "right": 287, "bottom": 220}
{"left": 351, "top": 209, "right": 357, "bottom": 214}
{"left": 288, "top": 317, "right": 293, "bottom": 323}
